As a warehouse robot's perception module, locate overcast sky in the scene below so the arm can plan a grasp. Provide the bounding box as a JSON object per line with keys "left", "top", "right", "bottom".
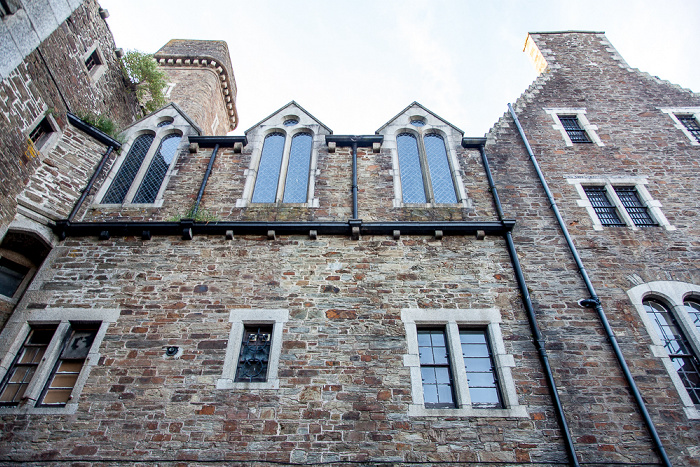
{"left": 99, "top": 0, "right": 700, "bottom": 137}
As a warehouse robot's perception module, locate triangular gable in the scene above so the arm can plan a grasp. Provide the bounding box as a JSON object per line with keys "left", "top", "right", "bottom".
{"left": 245, "top": 101, "right": 332, "bottom": 135}
{"left": 119, "top": 102, "right": 202, "bottom": 137}
{"left": 375, "top": 101, "right": 464, "bottom": 135}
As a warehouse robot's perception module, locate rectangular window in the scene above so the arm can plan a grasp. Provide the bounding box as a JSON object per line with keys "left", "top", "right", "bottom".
{"left": 418, "top": 328, "right": 456, "bottom": 408}
{"left": 234, "top": 324, "right": 272, "bottom": 383}
{"left": 614, "top": 186, "right": 657, "bottom": 227}
{"left": 38, "top": 324, "right": 98, "bottom": 407}
{"left": 559, "top": 116, "right": 591, "bottom": 143}
{"left": 0, "top": 326, "right": 57, "bottom": 406}
{"left": 84, "top": 50, "right": 101, "bottom": 72}
{"left": 676, "top": 115, "right": 700, "bottom": 143}
{"left": 460, "top": 329, "right": 503, "bottom": 408}
{"left": 28, "top": 117, "right": 54, "bottom": 146}
{"left": 0, "top": 256, "right": 30, "bottom": 298}
{"left": 583, "top": 186, "right": 624, "bottom": 226}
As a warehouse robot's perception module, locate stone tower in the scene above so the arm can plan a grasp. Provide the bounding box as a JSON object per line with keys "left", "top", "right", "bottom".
{"left": 154, "top": 39, "right": 238, "bottom": 135}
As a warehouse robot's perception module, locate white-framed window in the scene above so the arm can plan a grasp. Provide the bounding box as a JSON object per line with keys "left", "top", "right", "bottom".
{"left": 0, "top": 308, "right": 118, "bottom": 414}
{"left": 627, "top": 281, "right": 700, "bottom": 419}
{"left": 567, "top": 176, "right": 674, "bottom": 231}
{"left": 544, "top": 108, "right": 604, "bottom": 147}
{"left": 82, "top": 42, "right": 107, "bottom": 83}
{"left": 217, "top": 309, "right": 288, "bottom": 390}
{"left": 95, "top": 109, "right": 192, "bottom": 208}
{"left": 660, "top": 108, "right": 700, "bottom": 145}
{"left": 401, "top": 308, "right": 526, "bottom": 418}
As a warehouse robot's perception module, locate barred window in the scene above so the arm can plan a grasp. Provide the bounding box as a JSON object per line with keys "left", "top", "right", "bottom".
{"left": 583, "top": 186, "right": 624, "bottom": 226}
{"left": 234, "top": 325, "right": 273, "bottom": 383}
{"left": 677, "top": 115, "right": 700, "bottom": 143}
{"left": 614, "top": 186, "right": 657, "bottom": 227}
{"left": 559, "top": 116, "right": 591, "bottom": 143}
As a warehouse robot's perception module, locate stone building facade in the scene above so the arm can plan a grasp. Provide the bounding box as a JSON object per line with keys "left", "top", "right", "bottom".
{"left": 0, "top": 3, "right": 698, "bottom": 466}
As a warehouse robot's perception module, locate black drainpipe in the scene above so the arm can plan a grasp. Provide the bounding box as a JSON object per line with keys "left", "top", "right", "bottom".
{"left": 192, "top": 143, "right": 219, "bottom": 218}
{"left": 464, "top": 136, "right": 579, "bottom": 467}
{"left": 66, "top": 113, "right": 122, "bottom": 222}
{"left": 351, "top": 141, "right": 359, "bottom": 220}
{"left": 507, "top": 103, "right": 672, "bottom": 467}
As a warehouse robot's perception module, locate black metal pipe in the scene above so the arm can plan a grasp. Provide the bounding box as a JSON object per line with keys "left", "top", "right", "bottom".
{"left": 467, "top": 137, "right": 579, "bottom": 467}
{"left": 192, "top": 144, "right": 219, "bottom": 218}
{"left": 507, "top": 103, "right": 672, "bottom": 467}
{"left": 352, "top": 142, "right": 358, "bottom": 219}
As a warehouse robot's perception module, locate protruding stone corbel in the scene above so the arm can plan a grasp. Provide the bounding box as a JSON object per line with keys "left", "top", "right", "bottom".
{"left": 225, "top": 230, "right": 234, "bottom": 240}
{"left": 434, "top": 230, "right": 443, "bottom": 240}
{"left": 309, "top": 230, "right": 318, "bottom": 240}
{"left": 476, "top": 230, "right": 485, "bottom": 240}
{"left": 189, "top": 142, "right": 199, "bottom": 153}
{"left": 373, "top": 142, "right": 381, "bottom": 153}
{"left": 393, "top": 230, "right": 401, "bottom": 240}
{"left": 267, "top": 230, "right": 276, "bottom": 240}
{"left": 328, "top": 142, "right": 336, "bottom": 153}
{"left": 233, "top": 142, "right": 243, "bottom": 153}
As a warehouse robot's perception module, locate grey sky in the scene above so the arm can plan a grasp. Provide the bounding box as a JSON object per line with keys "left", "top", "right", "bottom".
{"left": 99, "top": 0, "right": 700, "bottom": 137}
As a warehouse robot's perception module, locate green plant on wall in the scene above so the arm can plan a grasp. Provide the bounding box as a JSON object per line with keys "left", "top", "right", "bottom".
{"left": 75, "top": 111, "right": 119, "bottom": 138}
{"left": 121, "top": 50, "right": 168, "bottom": 113}
{"left": 167, "top": 205, "right": 218, "bottom": 223}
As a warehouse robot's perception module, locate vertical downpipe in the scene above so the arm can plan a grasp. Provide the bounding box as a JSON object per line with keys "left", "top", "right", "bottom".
{"left": 193, "top": 144, "right": 220, "bottom": 218}
{"left": 351, "top": 141, "right": 358, "bottom": 219}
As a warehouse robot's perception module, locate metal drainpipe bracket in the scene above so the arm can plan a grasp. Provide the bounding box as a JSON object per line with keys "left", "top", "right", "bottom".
{"left": 348, "top": 219, "right": 362, "bottom": 240}
{"left": 180, "top": 219, "right": 194, "bottom": 240}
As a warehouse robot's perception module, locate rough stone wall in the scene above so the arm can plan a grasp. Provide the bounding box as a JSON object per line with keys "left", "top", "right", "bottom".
{"left": 2, "top": 233, "right": 566, "bottom": 465}
{"left": 0, "top": 0, "right": 138, "bottom": 232}
{"left": 487, "top": 32, "right": 700, "bottom": 465}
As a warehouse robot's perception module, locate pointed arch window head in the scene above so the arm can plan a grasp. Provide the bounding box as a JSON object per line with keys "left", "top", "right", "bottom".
{"left": 252, "top": 132, "right": 285, "bottom": 203}
{"left": 397, "top": 132, "right": 458, "bottom": 204}
{"left": 283, "top": 133, "right": 313, "bottom": 203}
{"left": 133, "top": 134, "right": 182, "bottom": 203}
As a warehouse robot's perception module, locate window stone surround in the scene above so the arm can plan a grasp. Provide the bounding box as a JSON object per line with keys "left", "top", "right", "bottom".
{"left": 627, "top": 281, "right": 700, "bottom": 419}
{"left": 659, "top": 107, "right": 700, "bottom": 146}
{"left": 401, "top": 308, "right": 527, "bottom": 418}
{"left": 544, "top": 108, "right": 604, "bottom": 147}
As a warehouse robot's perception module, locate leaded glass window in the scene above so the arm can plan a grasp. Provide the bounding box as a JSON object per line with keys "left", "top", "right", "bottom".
{"left": 0, "top": 326, "right": 57, "bottom": 406}
{"left": 133, "top": 134, "right": 182, "bottom": 203}
{"left": 615, "top": 186, "right": 656, "bottom": 227}
{"left": 102, "top": 133, "right": 155, "bottom": 204}
{"left": 424, "top": 134, "right": 457, "bottom": 204}
{"left": 677, "top": 115, "right": 700, "bottom": 142}
{"left": 282, "top": 133, "right": 313, "bottom": 203}
{"left": 559, "top": 116, "right": 591, "bottom": 143}
{"left": 418, "top": 328, "right": 456, "bottom": 408}
{"left": 460, "top": 329, "right": 503, "bottom": 408}
{"left": 38, "top": 325, "right": 98, "bottom": 407}
{"left": 397, "top": 133, "right": 427, "bottom": 203}
{"left": 684, "top": 299, "right": 700, "bottom": 334}
{"left": 234, "top": 325, "right": 272, "bottom": 383}
{"left": 644, "top": 299, "right": 700, "bottom": 404}
{"left": 583, "top": 186, "right": 624, "bottom": 226}
{"left": 252, "top": 133, "right": 285, "bottom": 203}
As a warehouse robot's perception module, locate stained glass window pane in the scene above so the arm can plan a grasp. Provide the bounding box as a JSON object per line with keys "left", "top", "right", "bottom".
{"left": 397, "top": 133, "right": 426, "bottom": 203}
{"left": 424, "top": 134, "right": 457, "bottom": 203}
{"left": 252, "top": 133, "right": 285, "bottom": 203}
{"left": 644, "top": 299, "right": 700, "bottom": 404}
{"left": 282, "top": 133, "right": 312, "bottom": 203}
{"left": 102, "top": 134, "right": 155, "bottom": 204}
{"left": 133, "top": 134, "right": 182, "bottom": 203}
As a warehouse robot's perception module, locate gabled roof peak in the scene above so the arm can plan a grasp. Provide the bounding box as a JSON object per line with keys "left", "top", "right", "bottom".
{"left": 375, "top": 102, "right": 464, "bottom": 135}
{"left": 245, "top": 101, "right": 332, "bottom": 134}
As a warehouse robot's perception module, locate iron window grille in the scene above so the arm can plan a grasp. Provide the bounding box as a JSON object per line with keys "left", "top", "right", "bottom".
{"left": 614, "top": 186, "right": 657, "bottom": 227}
{"left": 84, "top": 50, "right": 101, "bottom": 72}
{"left": 234, "top": 325, "right": 273, "bottom": 383}
{"left": 0, "top": 326, "right": 58, "bottom": 406}
{"left": 559, "top": 116, "right": 591, "bottom": 143}
{"left": 37, "top": 324, "right": 98, "bottom": 407}
{"left": 460, "top": 329, "right": 503, "bottom": 409}
{"left": 396, "top": 133, "right": 458, "bottom": 204}
{"left": 583, "top": 186, "right": 624, "bottom": 226}
{"left": 643, "top": 299, "right": 700, "bottom": 405}
{"left": 418, "top": 328, "right": 456, "bottom": 408}
{"left": 677, "top": 115, "right": 700, "bottom": 143}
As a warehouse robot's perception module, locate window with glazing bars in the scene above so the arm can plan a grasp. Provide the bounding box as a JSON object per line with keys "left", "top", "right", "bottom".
{"left": 677, "top": 115, "right": 700, "bottom": 142}
{"left": 684, "top": 299, "right": 700, "bottom": 334}
{"left": 84, "top": 50, "right": 101, "bottom": 72}
{"left": 418, "top": 328, "right": 456, "bottom": 408}
{"left": 559, "top": 116, "right": 591, "bottom": 143}
{"left": 583, "top": 186, "right": 624, "bottom": 226}
{"left": 396, "top": 133, "right": 457, "bottom": 204}
{"left": 132, "top": 134, "right": 182, "bottom": 203}
{"left": 614, "top": 186, "right": 657, "bottom": 227}
{"left": 252, "top": 132, "right": 313, "bottom": 203}
{"left": 234, "top": 325, "right": 272, "bottom": 383}
{"left": 37, "top": 324, "right": 98, "bottom": 406}
{"left": 28, "top": 117, "right": 53, "bottom": 145}
{"left": 460, "top": 329, "right": 503, "bottom": 408}
{"left": 0, "top": 256, "right": 29, "bottom": 298}
{"left": 0, "top": 326, "right": 57, "bottom": 405}
{"left": 644, "top": 299, "right": 700, "bottom": 404}
{"left": 102, "top": 134, "right": 155, "bottom": 204}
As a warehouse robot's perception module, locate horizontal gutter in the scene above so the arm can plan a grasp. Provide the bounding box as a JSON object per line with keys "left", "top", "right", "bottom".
{"left": 67, "top": 113, "right": 121, "bottom": 148}
{"left": 188, "top": 135, "right": 247, "bottom": 148}
{"left": 325, "top": 135, "right": 383, "bottom": 147}
{"left": 54, "top": 219, "right": 515, "bottom": 240}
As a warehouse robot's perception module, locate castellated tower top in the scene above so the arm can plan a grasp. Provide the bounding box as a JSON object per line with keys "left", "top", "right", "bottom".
{"left": 523, "top": 31, "right": 630, "bottom": 75}
{"left": 155, "top": 39, "right": 238, "bottom": 135}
